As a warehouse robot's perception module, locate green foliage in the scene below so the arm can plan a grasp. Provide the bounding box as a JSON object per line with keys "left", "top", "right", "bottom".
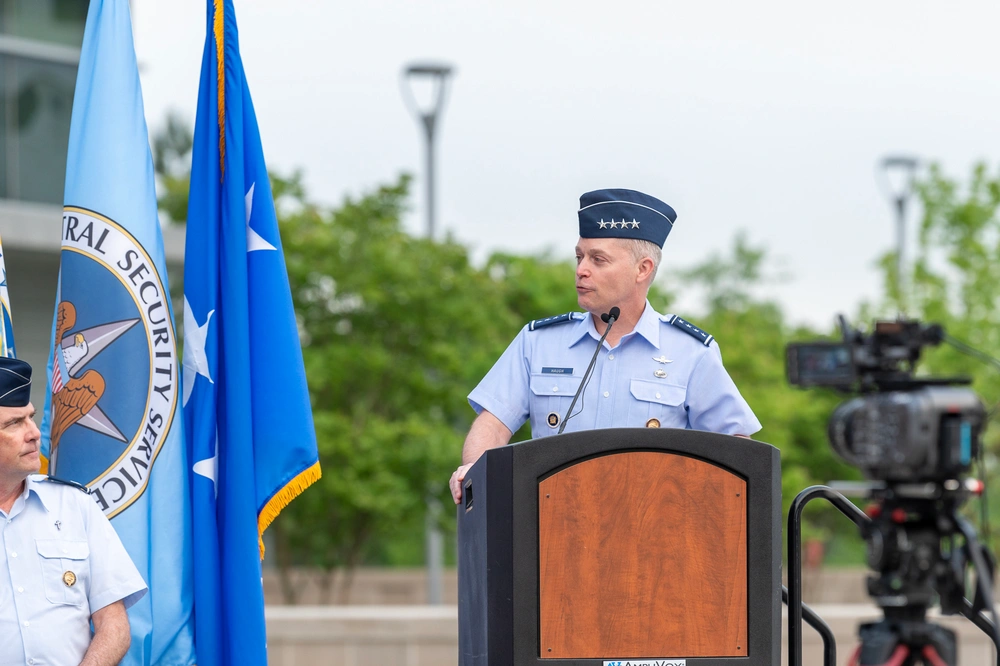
{"left": 273, "top": 176, "right": 512, "bottom": 587}
{"left": 151, "top": 111, "right": 193, "bottom": 224}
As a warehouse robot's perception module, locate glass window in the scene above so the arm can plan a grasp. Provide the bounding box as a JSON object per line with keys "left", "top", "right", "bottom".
{"left": 2, "top": 0, "right": 88, "bottom": 47}
{"left": 0, "top": 54, "right": 76, "bottom": 204}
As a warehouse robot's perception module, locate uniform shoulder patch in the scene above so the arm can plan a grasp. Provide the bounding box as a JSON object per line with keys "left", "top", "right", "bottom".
{"left": 528, "top": 312, "right": 583, "bottom": 331}
{"left": 663, "top": 315, "right": 714, "bottom": 347}
{"left": 44, "top": 476, "right": 91, "bottom": 494}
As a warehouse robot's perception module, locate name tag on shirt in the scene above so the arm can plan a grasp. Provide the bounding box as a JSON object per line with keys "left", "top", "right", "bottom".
{"left": 541, "top": 367, "right": 574, "bottom": 375}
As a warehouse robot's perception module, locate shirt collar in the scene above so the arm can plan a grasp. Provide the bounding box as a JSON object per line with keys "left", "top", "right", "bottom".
{"left": 25, "top": 474, "right": 52, "bottom": 512}
{"left": 568, "top": 301, "right": 661, "bottom": 349}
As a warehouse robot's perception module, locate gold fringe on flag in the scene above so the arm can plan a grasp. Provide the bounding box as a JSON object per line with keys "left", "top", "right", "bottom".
{"left": 257, "top": 460, "right": 322, "bottom": 559}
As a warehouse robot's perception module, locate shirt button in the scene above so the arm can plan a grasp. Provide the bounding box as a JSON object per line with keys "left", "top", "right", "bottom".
{"left": 656, "top": 392, "right": 662, "bottom": 399}
{"left": 552, "top": 386, "right": 559, "bottom": 392}
{"left": 10, "top": 551, "right": 15, "bottom": 558}
{"left": 28, "top": 659, "right": 34, "bottom": 665}
{"left": 608, "top": 354, "right": 615, "bottom": 360}
{"left": 17, "top": 587, "right": 23, "bottom": 593}
{"left": 603, "top": 391, "right": 610, "bottom": 398}
{"left": 22, "top": 621, "right": 28, "bottom": 627}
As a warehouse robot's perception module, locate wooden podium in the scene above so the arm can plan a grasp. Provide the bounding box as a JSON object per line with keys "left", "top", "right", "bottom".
{"left": 457, "top": 428, "right": 781, "bottom": 666}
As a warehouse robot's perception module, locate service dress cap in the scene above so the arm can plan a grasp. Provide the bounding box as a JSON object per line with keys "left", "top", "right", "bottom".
{"left": 0, "top": 356, "right": 31, "bottom": 407}
{"left": 578, "top": 188, "right": 677, "bottom": 248}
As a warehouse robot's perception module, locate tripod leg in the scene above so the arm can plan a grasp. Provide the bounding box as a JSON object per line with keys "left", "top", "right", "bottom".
{"left": 857, "top": 620, "right": 910, "bottom": 666}
{"left": 856, "top": 644, "right": 909, "bottom": 666}
{"left": 919, "top": 645, "right": 951, "bottom": 666}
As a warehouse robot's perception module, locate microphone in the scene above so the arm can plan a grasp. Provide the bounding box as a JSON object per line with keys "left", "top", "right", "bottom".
{"left": 557, "top": 307, "right": 620, "bottom": 434}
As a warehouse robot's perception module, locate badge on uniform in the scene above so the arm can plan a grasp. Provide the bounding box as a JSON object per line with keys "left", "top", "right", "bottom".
{"left": 646, "top": 418, "right": 660, "bottom": 428}
{"left": 653, "top": 356, "right": 673, "bottom": 364}
{"left": 547, "top": 412, "right": 561, "bottom": 428}
{"left": 63, "top": 571, "right": 77, "bottom": 587}
{"left": 654, "top": 369, "right": 667, "bottom": 378}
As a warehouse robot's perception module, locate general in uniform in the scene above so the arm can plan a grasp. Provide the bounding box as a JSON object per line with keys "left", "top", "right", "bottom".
{"left": 451, "top": 188, "right": 760, "bottom": 502}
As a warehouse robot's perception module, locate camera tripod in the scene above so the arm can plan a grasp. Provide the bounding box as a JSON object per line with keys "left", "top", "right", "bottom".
{"left": 849, "top": 607, "right": 956, "bottom": 666}
{"left": 785, "top": 485, "right": 1000, "bottom": 666}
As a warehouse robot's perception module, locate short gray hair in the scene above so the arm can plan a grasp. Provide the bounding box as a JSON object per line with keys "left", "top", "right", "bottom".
{"left": 616, "top": 238, "right": 661, "bottom": 282}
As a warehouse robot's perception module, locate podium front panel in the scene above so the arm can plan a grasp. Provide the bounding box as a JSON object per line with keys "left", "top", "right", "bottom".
{"left": 538, "top": 451, "right": 747, "bottom": 658}
{"left": 459, "top": 428, "right": 781, "bottom": 666}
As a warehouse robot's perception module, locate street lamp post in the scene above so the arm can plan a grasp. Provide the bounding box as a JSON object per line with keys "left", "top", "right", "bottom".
{"left": 401, "top": 63, "right": 454, "bottom": 240}
{"left": 401, "top": 61, "right": 454, "bottom": 606}
{"left": 877, "top": 155, "right": 920, "bottom": 312}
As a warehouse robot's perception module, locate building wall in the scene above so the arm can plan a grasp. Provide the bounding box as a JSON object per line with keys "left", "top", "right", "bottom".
{"left": 263, "top": 604, "right": 995, "bottom": 666}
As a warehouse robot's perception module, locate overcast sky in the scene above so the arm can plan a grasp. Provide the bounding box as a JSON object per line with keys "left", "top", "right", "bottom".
{"left": 132, "top": 1, "right": 1000, "bottom": 330}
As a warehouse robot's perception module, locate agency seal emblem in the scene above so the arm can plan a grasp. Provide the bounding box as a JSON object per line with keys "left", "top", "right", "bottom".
{"left": 49, "top": 207, "right": 178, "bottom": 518}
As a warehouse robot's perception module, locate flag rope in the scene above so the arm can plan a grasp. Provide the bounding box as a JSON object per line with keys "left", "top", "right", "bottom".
{"left": 214, "top": 0, "right": 226, "bottom": 178}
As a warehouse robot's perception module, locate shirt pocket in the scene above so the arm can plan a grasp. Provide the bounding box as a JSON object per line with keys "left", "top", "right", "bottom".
{"left": 35, "top": 539, "right": 90, "bottom": 606}
{"left": 629, "top": 380, "right": 688, "bottom": 428}
{"left": 529, "top": 373, "right": 584, "bottom": 431}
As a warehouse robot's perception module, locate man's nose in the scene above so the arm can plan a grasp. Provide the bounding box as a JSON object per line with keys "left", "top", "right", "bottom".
{"left": 27, "top": 419, "right": 41, "bottom": 442}
{"left": 576, "top": 260, "right": 589, "bottom": 278}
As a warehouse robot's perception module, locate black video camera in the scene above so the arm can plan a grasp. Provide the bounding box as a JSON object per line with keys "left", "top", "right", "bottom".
{"left": 786, "top": 318, "right": 985, "bottom": 483}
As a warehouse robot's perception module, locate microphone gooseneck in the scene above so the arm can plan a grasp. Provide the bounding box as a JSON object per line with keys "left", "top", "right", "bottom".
{"left": 557, "top": 308, "right": 619, "bottom": 435}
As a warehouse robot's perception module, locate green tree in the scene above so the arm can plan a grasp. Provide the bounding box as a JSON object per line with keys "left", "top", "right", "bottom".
{"left": 274, "top": 175, "right": 521, "bottom": 600}
{"left": 151, "top": 110, "right": 193, "bottom": 224}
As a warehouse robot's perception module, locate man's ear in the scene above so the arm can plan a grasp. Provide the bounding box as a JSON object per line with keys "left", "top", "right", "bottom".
{"left": 636, "top": 256, "right": 655, "bottom": 284}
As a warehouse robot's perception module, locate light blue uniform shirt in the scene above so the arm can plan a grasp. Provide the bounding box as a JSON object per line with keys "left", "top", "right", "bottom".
{"left": 0, "top": 475, "right": 147, "bottom": 666}
{"left": 469, "top": 302, "right": 762, "bottom": 439}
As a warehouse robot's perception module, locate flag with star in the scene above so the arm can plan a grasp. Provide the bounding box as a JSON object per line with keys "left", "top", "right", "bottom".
{"left": 39, "top": 1, "right": 195, "bottom": 664}
{"left": 0, "top": 234, "right": 15, "bottom": 358}
{"left": 184, "top": 1, "right": 321, "bottom": 663}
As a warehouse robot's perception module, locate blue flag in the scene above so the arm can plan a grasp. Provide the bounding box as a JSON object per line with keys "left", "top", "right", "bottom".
{"left": 39, "top": 1, "right": 195, "bottom": 664}
{"left": 184, "top": 1, "right": 322, "bottom": 663}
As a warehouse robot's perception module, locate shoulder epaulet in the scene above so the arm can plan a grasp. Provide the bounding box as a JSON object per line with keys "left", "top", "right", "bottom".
{"left": 663, "top": 315, "right": 714, "bottom": 347}
{"left": 44, "top": 476, "right": 91, "bottom": 494}
{"left": 528, "top": 312, "right": 582, "bottom": 331}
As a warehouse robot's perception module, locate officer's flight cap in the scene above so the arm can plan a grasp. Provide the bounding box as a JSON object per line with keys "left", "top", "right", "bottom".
{"left": 0, "top": 357, "right": 31, "bottom": 407}
{"left": 578, "top": 188, "right": 677, "bottom": 248}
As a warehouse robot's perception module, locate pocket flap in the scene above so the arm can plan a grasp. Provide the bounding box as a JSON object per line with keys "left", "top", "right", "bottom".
{"left": 35, "top": 539, "right": 89, "bottom": 560}
{"left": 530, "top": 373, "right": 583, "bottom": 397}
{"left": 630, "top": 380, "right": 686, "bottom": 406}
